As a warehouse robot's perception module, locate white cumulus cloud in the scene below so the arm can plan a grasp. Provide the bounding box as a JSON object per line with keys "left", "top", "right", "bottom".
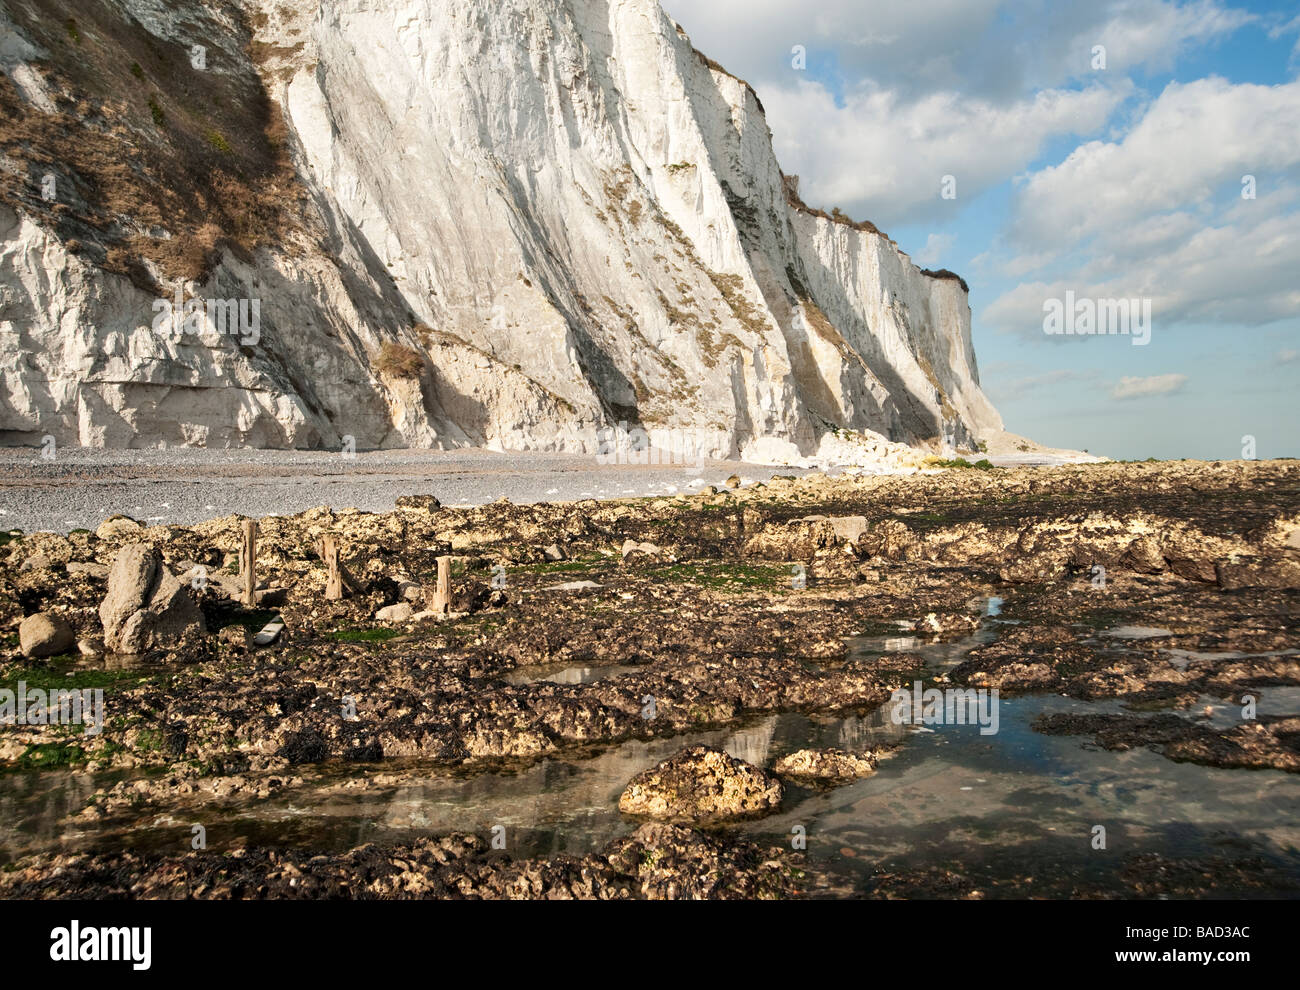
{"left": 984, "top": 77, "right": 1300, "bottom": 337}
{"left": 914, "top": 233, "right": 957, "bottom": 266}
{"left": 1006, "top": 77, "right": 1300, "bottom": 251}
{"left": 764, "top": 80, "right": 1125, "bottom": 226}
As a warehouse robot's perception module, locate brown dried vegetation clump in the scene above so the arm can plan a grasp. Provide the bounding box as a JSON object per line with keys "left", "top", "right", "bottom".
{"left": 0, "top": 0, "right": 308, "bottom": 293}
{"left": 918, "top": 268, "right": 970, "bottom": 293}
{"left": 782, "top": 173, "right": 888, "bottom": 240}
{"left": 374, "top": 341, "right": 425, "bottom": 380}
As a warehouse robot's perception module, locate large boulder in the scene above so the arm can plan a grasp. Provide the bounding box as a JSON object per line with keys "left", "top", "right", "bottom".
{"left": 1168, "top": 555, "right": 1217, "bottom": 582}
{"left": 99, "top": 544, "right": 205, "bottom": 654}
{"left": 742, "top": 516, "right": 839, "bottom": 559}
{"left": 618, "top": 746, "right": 783, "bottom": 824}
{"left": 1120, "top": 536, "right": 1166, "bottom": 574}
{"left": 99, "top": 543, "right": 157, "bottom": 633}
{"left": 18, "top": 613, "right": 75, "bottom": 658}
{"left": 95, "top": 515, "right": 142, "bottom": 541}
{"left": 825, "top": 516, "right": 868, "bottom": 546}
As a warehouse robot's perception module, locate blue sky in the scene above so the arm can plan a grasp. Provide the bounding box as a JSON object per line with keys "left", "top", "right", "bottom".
{"left": 663, "top": 0, "right": 1299, "bottom": 460}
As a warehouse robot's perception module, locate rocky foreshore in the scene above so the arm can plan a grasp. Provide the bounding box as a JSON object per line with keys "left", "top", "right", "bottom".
{"left": 0, "top": 823, "right": 810, "bottom": 900}
{"left": 1, "top": 458, "right": 1297, "bottom": 898}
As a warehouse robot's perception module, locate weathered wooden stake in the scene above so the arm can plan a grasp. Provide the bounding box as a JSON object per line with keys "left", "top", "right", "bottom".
{"left": 432, "top": 554, "right": 452, "bottom": 614}
{"left": 323, "top": 535, "right": 343, "bottom": 601}
{"left": 241, "top": 519, "right": 257, "bottom": 606}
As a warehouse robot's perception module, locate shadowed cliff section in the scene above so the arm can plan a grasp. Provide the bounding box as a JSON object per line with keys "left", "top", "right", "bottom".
{"left": 0, "top": 0, "right": 305, "bottom": 291}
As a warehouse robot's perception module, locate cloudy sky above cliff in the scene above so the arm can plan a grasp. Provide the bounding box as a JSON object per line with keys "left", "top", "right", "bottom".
{"left": 664, "top": 0, "right": 1300, "bottom": 460}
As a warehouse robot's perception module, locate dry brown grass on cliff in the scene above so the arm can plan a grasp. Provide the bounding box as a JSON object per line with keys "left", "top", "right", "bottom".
{"left": 374, "top": 342, "right": 425, "bottom": 380}
{"left": 780, "top": 172, "right": 903, "bottom": 248}
{"left": 919, "top": 268, "right": 971, "bottom": 293}
{"left": 0, "top": 0, "right": 307, "bottom": 292}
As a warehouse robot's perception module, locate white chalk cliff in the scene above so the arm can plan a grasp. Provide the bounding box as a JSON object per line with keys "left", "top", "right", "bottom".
{"left": 0, "top": 0, "right": 1005, "bottom": 461}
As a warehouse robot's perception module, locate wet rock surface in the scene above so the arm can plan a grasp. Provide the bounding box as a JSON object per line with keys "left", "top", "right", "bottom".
{"left": 618, "top": 746, "right": 784, "bottom": 823}
{"left": 772, "top": 747, "right": 883, "bottom": 784}
{"left": 1, "top": 458, "right": 1297, "bottom": 897}
{"left": 865, "top": 851, "right": 1300, "bottom": 899}
{"left": 1034, "top": 712, "right": 1300, "bottom": 772}
{"left": 0, "top": 823, "right": 808, "bottom": 900}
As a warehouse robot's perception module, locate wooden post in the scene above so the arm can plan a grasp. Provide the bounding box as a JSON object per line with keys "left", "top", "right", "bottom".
{"left": 241, "top": 519, "right": 257, "bottom": 606}
{"left": 432, "top": 555, "right": 451, "bottom": 614}
{"left": 323, "top": 535, "right": 343, "bottom": 601}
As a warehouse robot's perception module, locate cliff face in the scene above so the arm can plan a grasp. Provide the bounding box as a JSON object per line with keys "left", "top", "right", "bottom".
{"left": 0, "top": 0, "right": 1003, "bottom": 459}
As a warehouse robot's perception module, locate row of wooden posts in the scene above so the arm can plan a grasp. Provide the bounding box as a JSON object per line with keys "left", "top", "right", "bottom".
{"left": 239, "top": 518, "right": 452, "bottom": 613}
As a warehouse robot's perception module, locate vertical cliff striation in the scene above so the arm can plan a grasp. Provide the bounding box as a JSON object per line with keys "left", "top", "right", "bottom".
{"left": 0, "top": 0, "right": 1004, "bottom": 461}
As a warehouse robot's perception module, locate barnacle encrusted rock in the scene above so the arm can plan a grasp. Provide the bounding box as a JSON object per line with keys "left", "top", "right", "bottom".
{"left": 618, "top": 745, "right": 783, "bottom": 823}
{"left": 772, "top": 747, "right": 880, "bottom": 784}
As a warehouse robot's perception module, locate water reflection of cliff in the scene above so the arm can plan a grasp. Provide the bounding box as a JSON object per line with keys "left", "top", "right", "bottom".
{"left": 355, "top": 709, "right": 910, "bottom": 859}
{"left": 372, "top": 719, "right": 787, "bottom": 857}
